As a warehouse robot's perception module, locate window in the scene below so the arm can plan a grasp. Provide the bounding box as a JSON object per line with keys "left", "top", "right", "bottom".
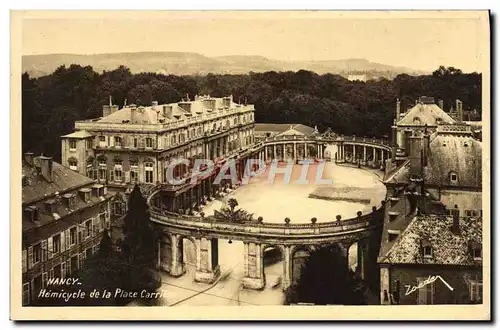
{"left": 133, "top": 138, "right": 138, "bottom": 148}
{"left": 100, "top": 213, "right": 107, "bottom": 230}
{"left": 85, "top": 139, "right": 92, "bottom": 149}
{"left": 171, "top": 135, "right": 177, "bottom": 145}
{"left": 70, "top": 227, "right": 77, "bottom": 246}
{"left": 388, "top": 233, "right": 399, "bottom": 242}
{"left": 69, "top": 139, "right": 77, "bottom": 150}
{"left": 114, "top": 168, "right": 123, "bottom": 182}
{"left": 99, "top": 169, "right": 107, "bottom": 180}
{"left": 85, "top": 220, "right": 92, "bottom": 238}
{"left": 146, "top": 138, "right": 153, "bottom": 148}
{"left": 472, "top": 247, "right": 482, "bottom": 260}
{"left": 145, "top": 162, "right": 154, "bottom": 183}
{"left": 114, "top": 202, "right": 125, "bottom": 215}
{"left": 423, "top": 246, "right": 432, "bottom": 257}
{"left": 68, "top": 159, "right": 78, "bottom": 171}
{"left": 33, "top": 243, "right": 42, "bottom": 264}
{"left": 130, "top": 170, "right": 138, "bottom": 183}
{"left": 22, "top": 283, "right": 30, "bottom": 306}
{"left": 129, "top": 159, "right": 138, "bottom": 168}
{"left": 71, "top": 256, "right": 78, "bottom": 273}
{"left": 52, "top": 234, "right": 61, "bottom": 254}
{"left": 450, "top": 171, "right": 458, "bottom": 184}
{"left": 114, "top": 136, "right": 122, "bottom": 147}
{"left": 470, "top": 280, "right": 483, "bottom": 302}
{"left": 417, "top": 277, "right": 434, "bottom": 304}
{"left": 99, "top": 136, "right": 106, "bottom": 148}
{"left": 465, "top": 210, "right": 473, "bottom": 217}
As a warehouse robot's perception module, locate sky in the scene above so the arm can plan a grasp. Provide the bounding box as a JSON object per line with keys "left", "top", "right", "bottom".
{"left": 20, "top": 11, "right": 487, "bottom": 73}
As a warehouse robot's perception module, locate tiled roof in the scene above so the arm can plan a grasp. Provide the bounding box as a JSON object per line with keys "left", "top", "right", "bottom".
{"left": 22, "top": 156, "right": 95, "bottom": 204}
{"left": 96, "top": 97, "right": 239, "bottom": 124}
{"left": 379, "top": 215, "right": 482, "bottom": 266}
{"left": 424, "top": 134, "right": 482, "bottom": 188}
{"left": 397, "top": 103, "right": 456, "bottom": 126}
{"left": 60, "top": 130, "right": 94, "bottom": 139}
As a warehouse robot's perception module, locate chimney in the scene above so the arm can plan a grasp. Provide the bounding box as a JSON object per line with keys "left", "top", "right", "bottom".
{"left": 451, "top": 205, "right": 461, "bottom": 234}
{"left": 39, "top": 156, "right": 53, "bottom": 183}
{"left": 438, "top": 99, "right": 444, "bottom": 110}
{"left": 422, "top": 128, "right": 430, "bottom": 167}
{"left": 391, "top": 120, "right": 397, "bottom": 163}
{"left": 102, "top": 105, "right": 111, "bottom": 117}
{"left": 163, "top": 105, "right": 173, "bottom": 119}
{"left": 24, "top": 152, "right": 34, "bottom": 166}
{"left": 396, "top": 98, "right": 401, "bottom": 122}
{"left": 178, "top": 102, "right": 192, "bottom": 113}
{"left": 456, "top": 99, "right": 463, "bottom": 123}
{"left": 408, "top": 133, "right": 423, "bottom": 177}
{"left": 110, "top": 105, "right": 119, "bottom": 114}
{"left": 130, "top": 105, "right": 137, "bottom": 123}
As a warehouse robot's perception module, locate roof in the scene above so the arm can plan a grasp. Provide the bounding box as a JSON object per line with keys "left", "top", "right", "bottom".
{"left": 397, "top": 103, "right": 456, "bottom": 126}
{"left": 379, "top": 215, "right": 482, "bottom": 266}
{"left": 22, "top": 156, "right": 94, "bottom": 204}
{"left": 60, "top": 130, "right": 94, "bottom": 139}
{"left": 254, "top": 123, "right": 316, "bottom": 136}
{"left": 96, "top": 96, "right": 244, "bottom": 125}
{"left": 424, "top": 133, "right": 482, "bottom": 188}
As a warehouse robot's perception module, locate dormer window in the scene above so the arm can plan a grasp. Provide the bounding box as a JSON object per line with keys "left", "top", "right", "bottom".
{"left": 68, "top": 158, "right": 78, "bottom": 171}
{"left": 469, "top": 241, "right": 482, "bottom": 261}
{"left": 63, "top": 194, "right": 76, "bottom": 207}
{"left": 421, "top": 238, "right": 433, "bottom": 258}
{"left": 413, "top": 117, "right": 422, "bottom": 125}
{"left": 79, "top": 188, "right": 91, "bottom": 203}
{"left": 449, "top": 171, "right": 458, "bottom": 184}
{"left": 44, "top": 200, "right": 56, "bottom": 213}
{"left": 24, "top": 206, "right": 38, "bottom": 222}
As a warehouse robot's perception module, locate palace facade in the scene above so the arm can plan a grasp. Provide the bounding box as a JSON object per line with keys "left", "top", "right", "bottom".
{"left": 61, "top": 95, "right": 258, "bottom": 216}
{"left": 22, "top": 153, "right": 113, "bottom": 306}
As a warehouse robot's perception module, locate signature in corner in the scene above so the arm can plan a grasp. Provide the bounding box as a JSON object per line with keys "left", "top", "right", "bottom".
{"left": 405, "top": 275, "right": 454, "bottom": 296}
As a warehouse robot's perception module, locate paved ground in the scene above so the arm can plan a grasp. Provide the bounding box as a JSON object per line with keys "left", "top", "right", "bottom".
{"left": 132, "top": 162, "right": 386, "bottom": 306}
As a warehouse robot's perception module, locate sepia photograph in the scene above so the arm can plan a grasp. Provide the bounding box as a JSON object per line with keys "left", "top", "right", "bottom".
{"left": 10, "top": 10, "right": 490, "bottom": 320}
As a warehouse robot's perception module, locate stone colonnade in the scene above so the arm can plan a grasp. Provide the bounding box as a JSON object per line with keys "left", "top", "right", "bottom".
{"left": 157, "top": 232, "right": 373, "bottom": 291}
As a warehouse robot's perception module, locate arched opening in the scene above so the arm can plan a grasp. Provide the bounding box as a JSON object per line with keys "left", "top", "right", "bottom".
{"left": 347, "top": 242, "right": 358, "bottom": 273}
{"left": 291, "top": 246, "right": 311, "bottom": 285}
{"left": 262, "top": 245, "right": 284, "bottom": 289}
{"left": 158, "top": 234, "right": 172, "bottom": 272}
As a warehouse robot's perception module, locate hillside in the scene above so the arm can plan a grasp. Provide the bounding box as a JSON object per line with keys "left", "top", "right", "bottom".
{"left": 22, "top": 52, "right": 426, "bottom": 78}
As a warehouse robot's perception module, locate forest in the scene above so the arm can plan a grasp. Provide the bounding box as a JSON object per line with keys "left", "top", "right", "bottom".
{"left": 22, "top": 65, "right": 482, "bottom": 161}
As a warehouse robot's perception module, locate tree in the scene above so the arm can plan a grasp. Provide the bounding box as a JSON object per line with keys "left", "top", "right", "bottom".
{"left": 122, "top": 185, "right": 156, "bottom": 266}
{"left": 285, "top": 244, "right": 368, "bottom": 305}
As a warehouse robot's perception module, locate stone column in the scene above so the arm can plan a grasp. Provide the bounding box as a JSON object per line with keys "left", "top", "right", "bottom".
{"left": 304, "top": 143, "right": 308, "bottom": 158}
{"left": 353, "top": 145, "right": 356, "bottom": 163}
{"left": 273, "top": 144, "right": 277, "bottom": 160}
{"left": 293, "top": 143, "right": 297, "bottom": 160}
{"left": 170, "top": 234, "right": 185, "bottom": 277}
{"left": 242, "top": 242, "right": 265, "bottom": 290}
{"left": 282, "top": 245, "right": 292, "bottom": 290}
{"left": 342, "top": 145, "right": 345, "bottom": 161}
{"left": 363, "top": 146, "right": 367, "bottom": 164}
{"left": 373, "top": 148, "right": 377, "bottom": 167}
{"left": 194, "top": 237, "right": 220, "bottom": 284}
{"left": 282, "top": 143, "right": 286, "bottom": 161}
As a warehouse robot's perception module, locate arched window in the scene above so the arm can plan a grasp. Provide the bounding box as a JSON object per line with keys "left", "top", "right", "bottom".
{"left": 413, "top": 117, "right": 422, "bottom": 125}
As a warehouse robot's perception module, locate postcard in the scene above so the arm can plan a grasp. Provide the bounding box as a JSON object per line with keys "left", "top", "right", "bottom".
{"left": 10, "top": 10, "right": 490, "bottom": 320}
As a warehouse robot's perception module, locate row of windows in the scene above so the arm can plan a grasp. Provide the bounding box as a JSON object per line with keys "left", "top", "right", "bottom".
{"left": 22, "top": 244, "right": 100, "bottom": 306}
{"left": 22, "top": 212, "right": 109, "bottom": 273}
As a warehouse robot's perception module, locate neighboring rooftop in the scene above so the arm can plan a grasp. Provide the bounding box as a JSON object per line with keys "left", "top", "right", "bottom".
{"left": 397, "top": 101, "right": 456, "bottom": 126}
{"left": 22, "top": 154, "right": 94, "bottom": 205}
{"left": 379, "top": 215, "right": 482, "bottom": 266}
{"left": 60, "top": 130, "right": 94, "bottom": 139}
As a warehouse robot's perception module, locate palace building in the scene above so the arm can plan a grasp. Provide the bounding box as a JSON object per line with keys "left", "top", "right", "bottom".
{"left": 60, "top": 95, "right": 258, "bottom": 216}
{"left": 22, "top": 153, "right": 113, "bottom": 306}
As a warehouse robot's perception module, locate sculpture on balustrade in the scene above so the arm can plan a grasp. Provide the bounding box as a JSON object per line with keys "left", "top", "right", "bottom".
{"left": 213, "top": 198, "right": 254, "bottom": 223}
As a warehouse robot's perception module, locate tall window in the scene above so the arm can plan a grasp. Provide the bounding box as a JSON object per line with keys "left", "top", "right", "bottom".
{"left": 449, "top": 171, "right": 458, "bottom": 184}
{"left": 146, "top": 138, "right": 153, "bottom": 148}
{"left": 70, "top": 227, "right": 77, "bottom": 246}
{"left": 99, "top": 169, "right": 107, "bottom": 180}
{"left": 52, "top": 234, "right": 61, "bottom": 254}
{"left": 470, "top": 280, "right": 483, "bottom": 302}
{"left": 145, "top": 162, "right": 154, "bottom": 183}
{"left": 114, "top": 136, "right": 122, "bottom": 147}
{"left": 85, "top": 220, "right": 92, "bottom": 238}
{"left": 133, "top": 138, "right": 138, "bottom": 148}
{"left": 85, "top": 139, "right": 92, "bottom": 149}
{"left": 417, "top": 277, "right": 434, "bottom": 304}
{"left": 33, "top": 243, "right": 42, "bottom": 264}
{"left": 69, "top": 139, "right": 77, "bottom": 151}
